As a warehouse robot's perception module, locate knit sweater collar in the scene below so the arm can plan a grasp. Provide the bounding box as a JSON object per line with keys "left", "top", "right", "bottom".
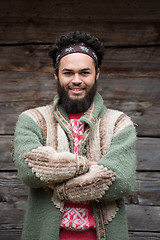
{"left": 52, "top": 92, "right": 106, "bottom": 154}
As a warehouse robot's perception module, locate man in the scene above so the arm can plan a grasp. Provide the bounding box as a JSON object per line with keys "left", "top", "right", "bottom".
{"left": 14, "top": 31, "right": 137, "bottom": 240}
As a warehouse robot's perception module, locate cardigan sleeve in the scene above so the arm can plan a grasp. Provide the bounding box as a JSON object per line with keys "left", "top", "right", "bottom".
{"left": 14, "top": 114, "right": 45, "bottom": 188}
{"left": 98, "top": 124, "right": 137, "bottom": 201}
{"left": 14, "top": 113, "right": 88, "bottom": 188}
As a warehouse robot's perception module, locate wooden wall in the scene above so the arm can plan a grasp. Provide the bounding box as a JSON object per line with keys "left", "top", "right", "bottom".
{"left": 0, "top": 0, "right": 160, "bottom": 239}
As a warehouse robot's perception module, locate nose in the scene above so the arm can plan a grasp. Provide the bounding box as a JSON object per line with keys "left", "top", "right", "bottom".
{"left": 72, "top": 73, "right": 82, "bottom": 84}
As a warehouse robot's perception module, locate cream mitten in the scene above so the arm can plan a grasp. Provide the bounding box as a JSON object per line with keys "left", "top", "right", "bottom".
{"left": 56, "top": 165, "right": 116, "bottom": 202}
{"left": 24, "top": 146, "right": 88, "bottom": 183}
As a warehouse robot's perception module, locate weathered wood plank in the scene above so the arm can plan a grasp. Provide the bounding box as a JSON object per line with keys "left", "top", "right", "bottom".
{"left": 129, "top": 232, "right": 160, "bottom": 240}
{"left": 136, "top": 138, "right": 160, "bottom": 171}
{"left": 0, "top": 0, "right": 160, "bottom": 46}
{"left": 126, "top": 172, "right": 160, "bottom": 206}
{"left": 0, "top": 71, "right": 55, "bottom": 102}
{"left": 1, "top": 46, "right": 160, "bottom": 75}
{"left": 0, "top": 202, "right": 25, "bottom": 240}
{"left": 100, "top": 75, "right": 160, "bottom": 102}
{"left": 102, "top": 47, "right": 160, "bottom": 75}
{"left": 126, "top": 205, "right": 160, "bottom": 232}
{"left": 0, "top": 171, "right": 160, "bottom": 206}
{"left": 0, "top": 231, "right": 21, "bottom": 240}
{"left": 1, "top": 19, "right": 160, "bottom": 47}
{"left": 0, "top": 172, "right": 28, "bottom": 204}
{"left": 135, "top": 172, "right": 160, "bottom": 206}
{"left": 1, "top": 0, "right": 160, "bottom": 20}
{"left": 0, "top": 136, "right": 14, "bottom": 170}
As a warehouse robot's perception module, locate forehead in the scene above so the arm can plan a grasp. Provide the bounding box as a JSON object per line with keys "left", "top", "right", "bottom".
{"left": 59, "top": 53, "right": 95, "bottom": 69}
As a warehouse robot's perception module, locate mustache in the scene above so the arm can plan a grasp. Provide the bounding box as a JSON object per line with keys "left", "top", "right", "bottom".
{"left": 68, "top": 85, "right": 86, "bottom": 90}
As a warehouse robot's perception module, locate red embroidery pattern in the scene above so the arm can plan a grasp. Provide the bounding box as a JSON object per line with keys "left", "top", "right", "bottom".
{"left": 69, "top": 118, "right": 84, "bottom": 155}
{"left": 60, "top": 114, "right": 96, "bottom": 231}
{"left": 61, "top": 206, "right": 90, "bottom": 230}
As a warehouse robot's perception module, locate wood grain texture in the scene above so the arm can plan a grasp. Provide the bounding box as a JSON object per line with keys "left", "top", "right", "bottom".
{"left": 126, "top": 205, "right": 160, "bottom": 232}
{"left": 0, "top": 0, "right": 160, "bottom": 46}
{"left": 1, "top": 0, "right": 160, "bottom": 20}
{"left": 129, "top": 232, "right": 160, "bottom": 240}
{"left": 136, "top": 138, "right": 160, "bottom": 171}
{"left": 1, "top": 20, "right": 160, "bottom": 47}
{"left": 0, "top": 136, "right": 14, "bottom": 170}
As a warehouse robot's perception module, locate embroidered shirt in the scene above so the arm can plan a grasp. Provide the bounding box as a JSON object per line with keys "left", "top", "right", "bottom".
{"left": 60, "top": 113, "right": 96, "bottom": 231}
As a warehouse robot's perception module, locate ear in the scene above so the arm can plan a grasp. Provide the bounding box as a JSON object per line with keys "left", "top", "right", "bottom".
{"left": 54, "top": 70, "right": 58, "bottom": 81}
{"left": 96, "top": 68, "right": 100, "bottom": 81}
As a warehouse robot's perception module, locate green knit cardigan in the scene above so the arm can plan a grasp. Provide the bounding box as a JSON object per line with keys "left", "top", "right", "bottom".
{"left": 14, "top": 93, "right": 137, "bottom": 240}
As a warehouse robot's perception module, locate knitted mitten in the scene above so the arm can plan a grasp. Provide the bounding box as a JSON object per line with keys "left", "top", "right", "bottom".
{"left": 24, "top": 146, "right": 88, "bottom": 183}
{"left": 56, "top": 165, "right": 116, "bottom": 202}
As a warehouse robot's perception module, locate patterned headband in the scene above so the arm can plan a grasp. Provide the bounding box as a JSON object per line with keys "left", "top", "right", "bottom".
{"left": 55, "top": 43, "right": 98, "bottom": 68}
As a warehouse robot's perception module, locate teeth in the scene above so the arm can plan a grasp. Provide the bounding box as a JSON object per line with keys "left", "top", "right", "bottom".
{"left": 72, "top": 89, "right": 82, "bottom": 91}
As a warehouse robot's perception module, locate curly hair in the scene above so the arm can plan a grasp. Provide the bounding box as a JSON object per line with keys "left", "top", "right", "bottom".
{"left": 49, "top": 31, "right": 104, "bottom": 74}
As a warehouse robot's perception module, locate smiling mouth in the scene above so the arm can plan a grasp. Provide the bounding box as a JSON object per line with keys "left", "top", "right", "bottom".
{"left": 69, "top": 87, "right": 85, "bottom": 94}
{"left": 70, "top": 88, "right": 84, "bottom": 91}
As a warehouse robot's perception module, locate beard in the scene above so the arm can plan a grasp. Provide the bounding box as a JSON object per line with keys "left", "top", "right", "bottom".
{"left": 57, "top": 79, "right": 97, "bottom": 114}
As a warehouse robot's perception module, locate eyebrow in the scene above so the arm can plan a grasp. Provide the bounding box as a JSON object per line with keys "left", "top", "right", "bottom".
{"left": 62, "top": 68, "right": 72, "bottom": 72}
{"left": 80, "top": 68, "right": 91, "bottom": 72}
{"left": 62, "top": 68, "right": 91, "bottom": 72}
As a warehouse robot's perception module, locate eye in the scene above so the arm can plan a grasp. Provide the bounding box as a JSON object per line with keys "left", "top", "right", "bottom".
{"left": 82, "top": 71, "right": 90, "bottom": 75}
{"left": 64, "top": 72, "right": 72, "bottom": 76}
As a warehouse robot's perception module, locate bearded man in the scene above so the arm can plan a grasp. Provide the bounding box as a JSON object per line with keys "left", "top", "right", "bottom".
{"left": 14, "top": 31, "right": 137, "bottom": 240}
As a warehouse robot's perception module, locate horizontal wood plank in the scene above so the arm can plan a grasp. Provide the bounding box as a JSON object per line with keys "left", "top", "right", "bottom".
{"left": 126, "top": 172, "right": 160, "bottom": 206}
{"left": 0, "top": 202, "right": 25, "bottom": 239}
{"left": 1, "top": 19, "right": 160, "bottom": 46}
{"left": 1, "top": 0, "right": 160, "bottom": 20}
{"left": 0, "top": 0, "right": 160, "bottom": 46}
{"left": 0, "top": 71, "right": 55, "bottom": 103}
{"left": 136, "top": 138, "right": 160, "bottom": 171}
{"left": 0, "top": 136, "right": 14, "bottom": 170}
{"left": 0, "top": 46, "right": 160, "bottom": 75}
{"left": 0, "top": 172, "right": 28, "bottom": 203}
{"left": 126, "top": 205, "right": 160, "bottom": 232}
{"left": 129, "top": 232, "right": 160, "bottom": 240}
{"left": 100, "top": 75, "right": 160, "bottom": 102}
{"left": 135, "top": 172, "right": 160, "bottom": 206}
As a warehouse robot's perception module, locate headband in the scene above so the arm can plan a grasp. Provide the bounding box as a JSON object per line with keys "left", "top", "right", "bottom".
{"left": 55, "top": 43, "right": 98, "bottom": 68}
